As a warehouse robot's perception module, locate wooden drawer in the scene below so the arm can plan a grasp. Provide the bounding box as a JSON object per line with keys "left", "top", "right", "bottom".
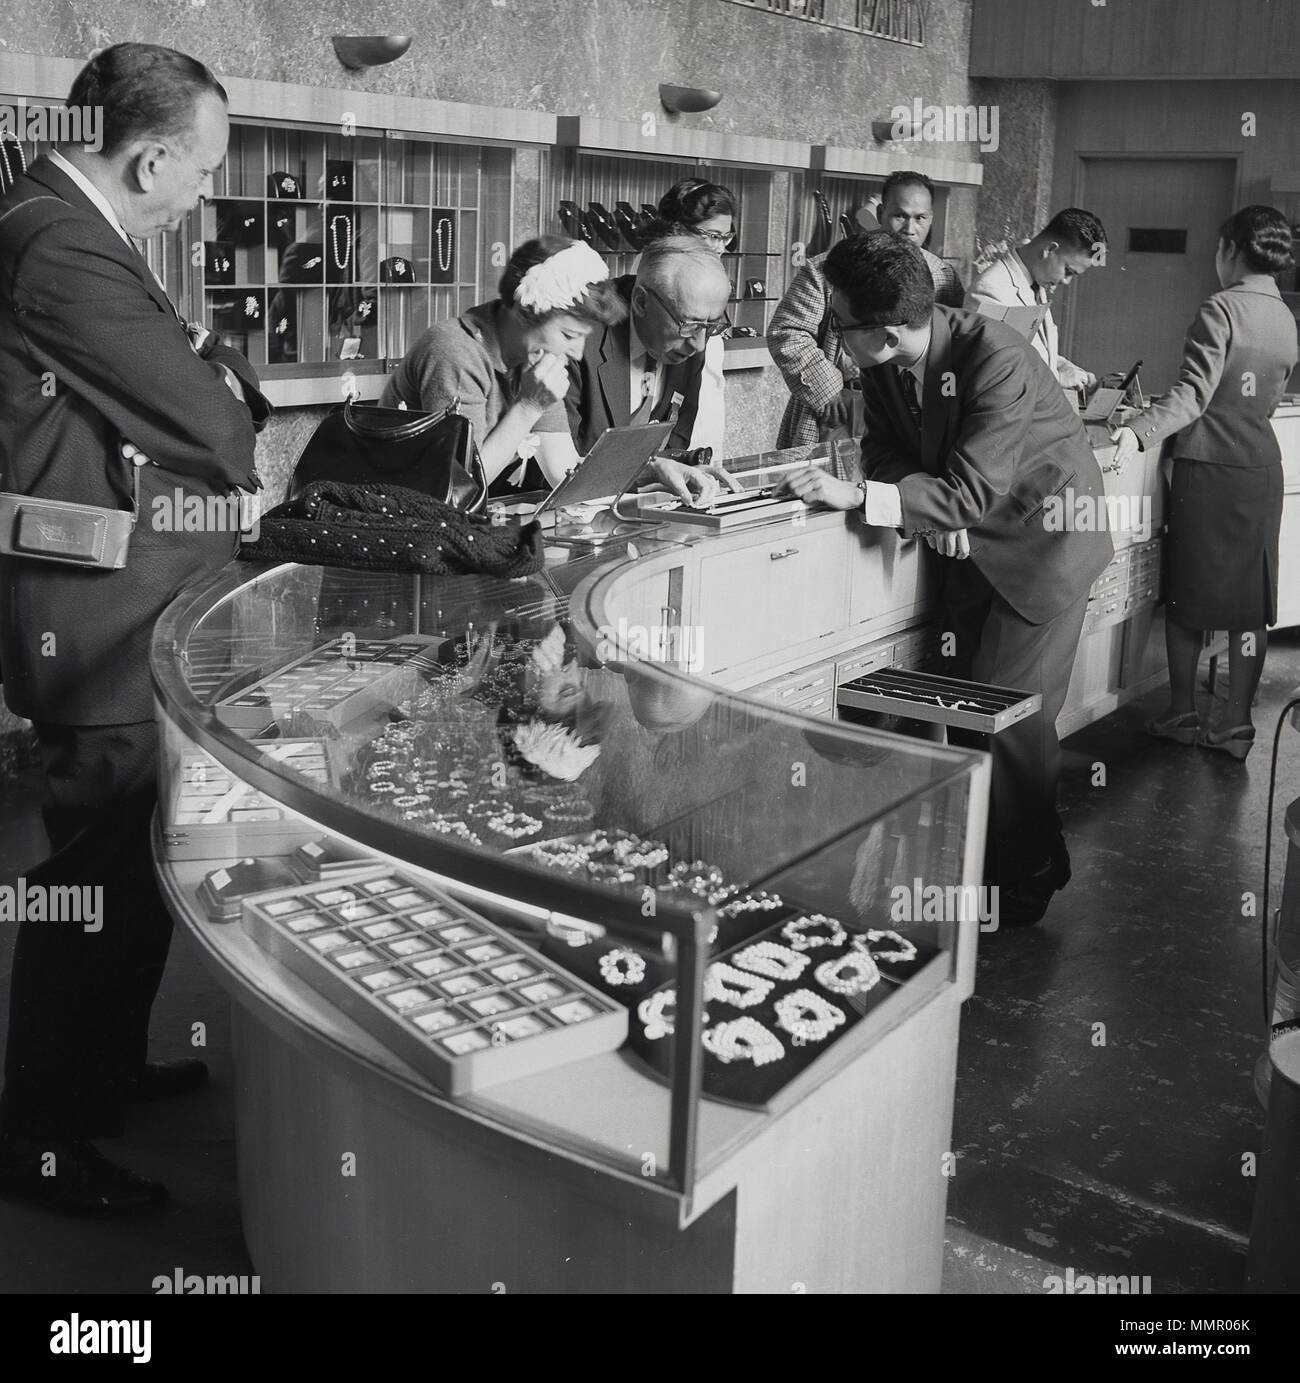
{"left": 698, "top": 531, "right": 847, "bottom": 675}
{"left": 748, "top": 659, "right": 838, "bottom": 707}
{"left": 835, "top": 639, "right": 896, "bottom": 685}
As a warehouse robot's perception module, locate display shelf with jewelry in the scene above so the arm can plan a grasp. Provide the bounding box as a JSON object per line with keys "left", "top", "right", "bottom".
{"left": 185, "top": 120, "right": 513, "bottom": 401}
{"left": 549, "top": 148, "right": 782, "bottom": 341}
{"left": 628, "top": 918, "right": 932, "bottom": 1108}
{"left": 236, "top": 863, "right": 627, "bottom": 1095}
{"left": 153, "top": 553, "right": 984, "bottom": 1208}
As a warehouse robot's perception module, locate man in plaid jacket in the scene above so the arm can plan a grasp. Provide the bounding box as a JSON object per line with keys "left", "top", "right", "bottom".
{"left": 769, "top": 172, "right": 964, "bottom": 448}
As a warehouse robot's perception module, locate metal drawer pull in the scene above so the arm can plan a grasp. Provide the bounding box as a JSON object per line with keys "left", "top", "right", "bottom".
{"left": 769, "top": 547, "right": 799, "bottom": 560}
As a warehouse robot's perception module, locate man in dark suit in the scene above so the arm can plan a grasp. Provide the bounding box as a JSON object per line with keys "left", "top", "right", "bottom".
{"left": 570, "top": 236, "right": 739, "bottom": 500}
{"left": 783, "top": 232, "right": 1113, "bottom": 925}
{"left": 0, "top": 43, "right": 269, "bottom": 1213}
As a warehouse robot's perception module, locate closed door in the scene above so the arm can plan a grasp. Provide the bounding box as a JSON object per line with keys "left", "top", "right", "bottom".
{"left": 1062, "top": 158, "right": 1237, "bottom": 394}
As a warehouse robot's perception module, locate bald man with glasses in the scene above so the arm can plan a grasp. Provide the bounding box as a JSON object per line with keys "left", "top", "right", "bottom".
{"left": 570, "top": 236, "right": 741, "bottom": 501}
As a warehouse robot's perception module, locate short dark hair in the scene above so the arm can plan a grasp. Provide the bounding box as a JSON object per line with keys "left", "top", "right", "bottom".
{"left": 824, "top": 231, "right": 935, "bottom": 328}
{"left": 881, "top": 170, "right": 936, "bottom": 204}
{"left": 1041, "top": 208, "right": 1108, "bottom": 254}
{"left": 1218, "top": 205, "right": 1294, "bottom": 276}
{"left": 497, "top": 236, "right": 626, "bottom": 326}
{"left": 67, "top": 43, "right": 227, "bottom": 158}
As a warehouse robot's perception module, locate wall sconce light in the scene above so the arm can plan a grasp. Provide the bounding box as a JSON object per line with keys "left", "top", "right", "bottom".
{"left": 872, "top": 117, "right": 915, "bottom": 142}
{"left": 332, "top": 36, "right": 414, "bottom": 70}
{"left": 659, "top": 84, "right": 723, "bottom": 115}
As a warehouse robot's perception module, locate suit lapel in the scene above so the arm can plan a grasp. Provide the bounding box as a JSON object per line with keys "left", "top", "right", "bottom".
{"left": 596, "top": 319, "right": 634, "bottom": 430}
{"left": 1006, "top": 249, "right": 1036, "bottom": 308}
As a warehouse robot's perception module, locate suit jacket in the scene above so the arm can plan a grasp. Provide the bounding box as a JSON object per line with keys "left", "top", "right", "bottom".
{"left": 965, "top": 247, "right": 1089, "bottom": 390}
{"left": 1131, "top": 278, "right": 1297, "bottom": 467}
{"left": 859, "top": 307, "right": 1113, "bottom": 625}
{"left": 0, "top": 157, "right": 271, "bottom": 724}
{"left": 569, "top": 276, "right": 711, "bottom": 455}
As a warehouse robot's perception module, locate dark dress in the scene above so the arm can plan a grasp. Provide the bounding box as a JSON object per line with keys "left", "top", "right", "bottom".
{"left": 1131, "top": 278, "right": 1298, "bottom": 630}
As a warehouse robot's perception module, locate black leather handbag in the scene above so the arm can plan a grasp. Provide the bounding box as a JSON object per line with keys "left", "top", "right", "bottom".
{"left": 289, "top": 399, "right": 487, "bottom": 512}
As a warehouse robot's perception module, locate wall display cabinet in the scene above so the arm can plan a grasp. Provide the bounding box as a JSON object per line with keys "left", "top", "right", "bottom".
{"left": 200, "top": 122, "right": 513, "bottom": 395}
{"left": 550, "top": 148, "right": 782, "bottom": 339}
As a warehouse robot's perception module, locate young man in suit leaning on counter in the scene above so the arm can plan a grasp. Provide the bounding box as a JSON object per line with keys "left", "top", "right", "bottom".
{"left": 780, "top": 232, "right": 1113, "bottom": 926}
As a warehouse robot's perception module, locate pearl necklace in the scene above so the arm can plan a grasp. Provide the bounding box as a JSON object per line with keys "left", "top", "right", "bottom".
{"left": 598, "top": 948, "right": 646, "bottom": 986}
{"left": 329, "top": 215, "right": 352, "bottom": 271}
{"left": 814, "top": 949, "right": 881, "bottom": 996}
{"left": 781, "top": 913, "right": 848, "bottom": 951}
{"left": 857, "top": 929, "right": 917, "bottom": 964}
{"left": 732, "top": 940, "right": 809, "bottom": 983}
{"left": 434, "top": 216, "right": 454, "bottom": 273}
{"left": 773, "top": 989, "right": 846, "bottom": 1044}
{"left": 702, "top": 1017, "right": 785, "bottom": 1066}
{"left": 704, "top": 962, "right": 774, "bottom": 1010}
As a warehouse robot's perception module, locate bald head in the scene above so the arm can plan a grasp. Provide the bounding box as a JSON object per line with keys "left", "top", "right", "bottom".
{"left": 631, "top": 235, "right": 731, "bottom": 363}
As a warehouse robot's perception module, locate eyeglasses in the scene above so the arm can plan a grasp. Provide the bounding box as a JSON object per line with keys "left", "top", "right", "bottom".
{"left": 829, "top": 310, "right": 893, "bottom": 334}
{"left": 640, "top": 282, "right": 731, "bottom": 340}
{"left": 688, "top": 226, "right": 735, "bottom": 250}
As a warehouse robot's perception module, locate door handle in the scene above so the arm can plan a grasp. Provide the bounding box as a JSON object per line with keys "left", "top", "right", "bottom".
{"left": 769, "top": 547, "right": 800, "bottom": 560}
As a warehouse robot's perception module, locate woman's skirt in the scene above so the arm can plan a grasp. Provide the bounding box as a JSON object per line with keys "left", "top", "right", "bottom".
{"left": 1164, "top": 458, "right": 1283, "bottom": 630}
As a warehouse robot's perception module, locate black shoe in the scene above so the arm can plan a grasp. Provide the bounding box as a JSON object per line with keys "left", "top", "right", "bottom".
{"left": 996, "top": 849, "right": 1071, "bottom": 928}
{"left": 130, "top": 1059, "right": 209, "bottom": 1102}
{"left": 0, "top": 1134, "right": 168, "bottom": 1217}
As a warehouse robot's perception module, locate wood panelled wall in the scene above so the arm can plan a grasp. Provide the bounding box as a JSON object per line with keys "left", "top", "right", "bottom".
{"left": 971, "top": 0, "right": 1300, "bottom": 79}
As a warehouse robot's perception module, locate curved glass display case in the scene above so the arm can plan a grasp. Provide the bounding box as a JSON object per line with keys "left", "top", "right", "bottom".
{"left": 151, "top": 547, "right": 988, "bottom": 1291}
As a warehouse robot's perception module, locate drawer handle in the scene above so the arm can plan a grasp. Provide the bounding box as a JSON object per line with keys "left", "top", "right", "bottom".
{"left": 769, "top": 547, "right": 800, "bottom": 560}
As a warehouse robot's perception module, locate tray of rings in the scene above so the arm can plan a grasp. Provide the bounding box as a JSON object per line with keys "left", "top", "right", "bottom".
{"left": 162, "top": 741, "right": 333, "bottom": 860}
{"left": 239, "top": 865, "right": 627, "bottom": 1096}
{"left": 214, "top": 635, "right": 443, "bottom": 731}
{"left": 836, "top": 668, "right": 1041, "bottom": 735}
{"left": 624, "top": 912, "right": 937, "bottom": 1108}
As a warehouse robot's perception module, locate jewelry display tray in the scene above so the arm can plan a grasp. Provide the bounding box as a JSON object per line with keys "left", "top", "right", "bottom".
{"left": 624, "top": 920, "right": 936, "bottom": 1110}
{"left": 162, "top": 741, "right": 332, "bottom": 861}
{"left": 836, "top": 668, "right": 1041, "bottom": 735}
{"left": 240, "top": 865, "right": 628, "bottom": 1097}
{"left": 213, "top": 634, "right": 442, "bottom": 731}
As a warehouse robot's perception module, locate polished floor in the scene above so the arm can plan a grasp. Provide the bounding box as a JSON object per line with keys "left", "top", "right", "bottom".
{"left": 1, "top": 637, "right": 1297, "bottom": 1294}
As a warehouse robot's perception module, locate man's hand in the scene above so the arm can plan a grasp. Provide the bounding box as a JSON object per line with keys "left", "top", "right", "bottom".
{"left": 924, "top": 528, "right": 971, "bottom": 559}
{"left": 778, "top": 466, "right": 860, "bottom": 511}
{"left": 1109, "top": 425, "right": 1141, "bottom": 475}
{"left": 648, "top": 457, "right": 742, "bottom": 505}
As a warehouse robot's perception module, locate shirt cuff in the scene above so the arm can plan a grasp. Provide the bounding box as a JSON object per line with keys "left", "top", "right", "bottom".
{"left": 861, "top": 480, "right": 903, "bottom": 528}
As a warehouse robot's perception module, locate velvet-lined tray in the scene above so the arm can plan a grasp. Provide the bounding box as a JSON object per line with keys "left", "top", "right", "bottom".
{"left": 624, "top": 916, "right": 937, "bottom": 1109}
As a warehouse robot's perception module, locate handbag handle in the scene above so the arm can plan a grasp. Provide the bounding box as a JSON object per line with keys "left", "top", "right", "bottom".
{"left": 342, "top": 397, "right": 462, "bottom": 443}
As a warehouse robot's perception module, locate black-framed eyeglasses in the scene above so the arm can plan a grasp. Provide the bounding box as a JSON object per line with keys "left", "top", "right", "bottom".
{"left": 641, "top": 282, "right": 731, "bottom": 340}
{"left": 829, "top": 310, "right": 893, "bottom": 334}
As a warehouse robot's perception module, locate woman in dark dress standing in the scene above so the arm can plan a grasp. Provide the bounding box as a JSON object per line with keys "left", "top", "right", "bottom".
{"left": 1114, "top": 206, "right": 1298, "bottom": 760}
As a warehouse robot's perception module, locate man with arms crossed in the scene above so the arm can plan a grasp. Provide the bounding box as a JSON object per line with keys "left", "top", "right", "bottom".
{"left": 0, "top": 44, "right": 269, "bottom": 1213}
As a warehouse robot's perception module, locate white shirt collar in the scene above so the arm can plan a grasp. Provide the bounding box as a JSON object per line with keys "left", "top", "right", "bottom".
{"left": 49, "top": 148, "right": 132, "bottom": 246}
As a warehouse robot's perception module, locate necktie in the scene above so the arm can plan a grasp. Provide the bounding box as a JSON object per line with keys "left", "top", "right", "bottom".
{"left": 898, "top": 368, "right": 922, "bottom": 431}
